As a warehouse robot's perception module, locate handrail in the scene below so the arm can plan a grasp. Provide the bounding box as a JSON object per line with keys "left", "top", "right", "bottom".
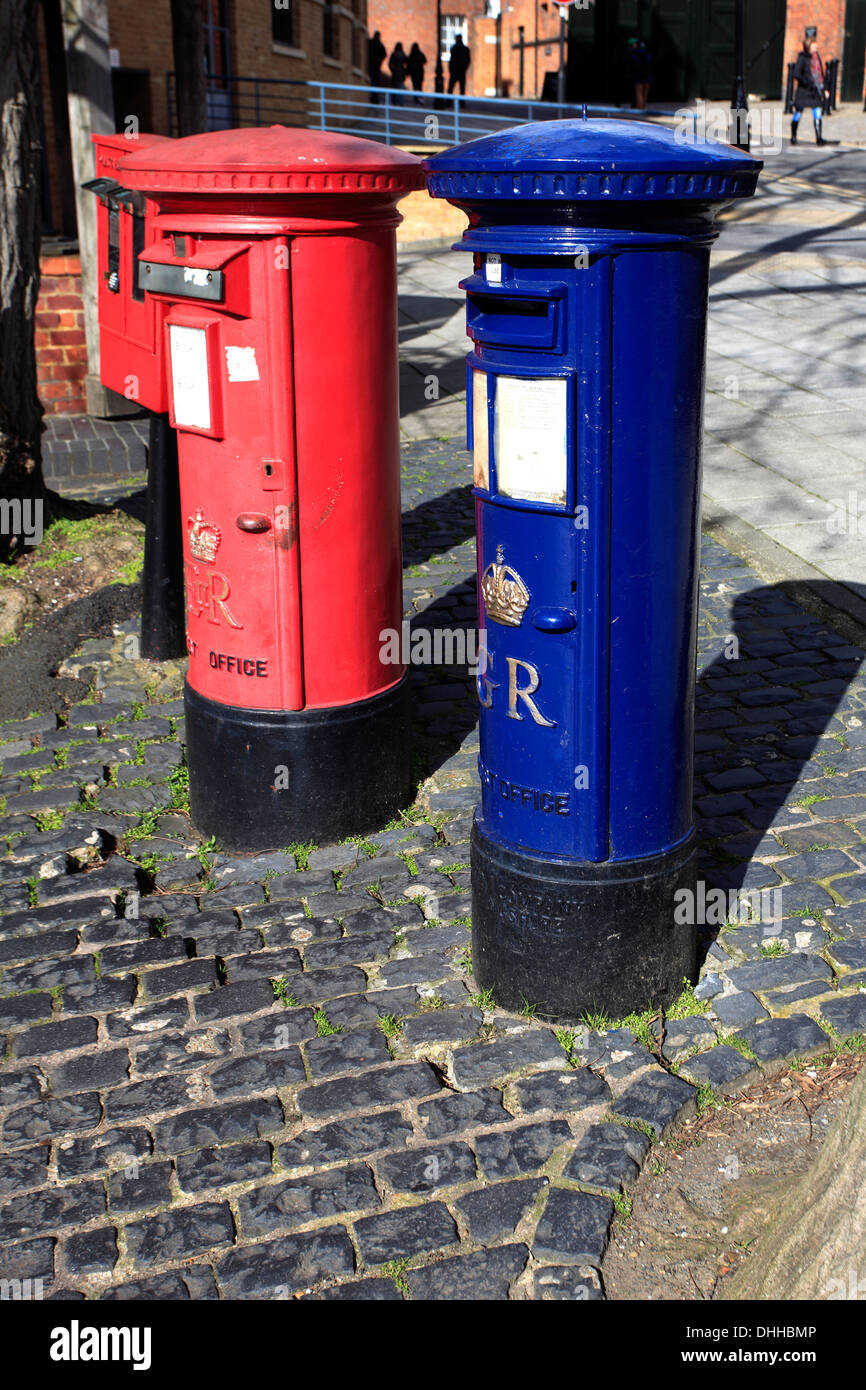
{"left": 165, "top": 73, "right": 696, "bottom": 142}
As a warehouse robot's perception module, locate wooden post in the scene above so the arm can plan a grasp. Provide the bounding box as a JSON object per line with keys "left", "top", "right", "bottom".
{"left": 169, "top": 0, "right": 208, "bottom": 137}
{"left": 0, "top": 0, "right": 46, "bottom": 556}
{"left": 61, "top": 0, "right": 120, "bottom": 418}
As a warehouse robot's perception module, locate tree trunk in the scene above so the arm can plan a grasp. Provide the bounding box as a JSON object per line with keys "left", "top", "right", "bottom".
{"left": 0, "top": 0, "right": 46, "bottom": 561}
{"left": 720, "top": 1060, "right": 866, "bottom": 1300}
{"left": 62, "top": 0, "right": 115, "bottom": 417}
{"left": 170, "top": 0, "right": 208, "bottom": 137}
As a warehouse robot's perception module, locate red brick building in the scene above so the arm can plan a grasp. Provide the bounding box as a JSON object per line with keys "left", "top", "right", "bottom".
{"left": 365, "top": 0, "right": 568, "bottom": 99}
{"left": 369, "top": 0, "right": 866, "bottom": 105}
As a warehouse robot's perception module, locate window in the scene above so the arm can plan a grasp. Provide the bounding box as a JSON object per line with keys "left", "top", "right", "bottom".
{"left": 202, "top": 0, "right": 231, "bottom": 88}
{"left": 323, "top": 0, "right": 339, "bottom": 59}
{"left": 271, "top": 0, "right": 296, "bottom": 49}
{"left": 441, "top": 14, "right": 468, "bottom": 63}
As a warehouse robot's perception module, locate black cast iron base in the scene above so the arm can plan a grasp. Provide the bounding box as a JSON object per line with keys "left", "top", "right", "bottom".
{"left": 471, "top": 819, "right": 697, "bottom": 1020}
{"left": 185, "top": 676, "right": 413, "bottom": 852}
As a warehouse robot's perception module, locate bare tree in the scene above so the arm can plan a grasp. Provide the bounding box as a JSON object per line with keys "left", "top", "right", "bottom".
{"left": 0, "top": 0, "right": 46, "bottom": 561}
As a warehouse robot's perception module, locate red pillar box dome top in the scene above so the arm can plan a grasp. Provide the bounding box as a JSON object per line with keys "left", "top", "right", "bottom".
{"left": 117, "top": 124, "right": 425, "bottom": 211}
{"left": 117, "top": 128, "right": 424, "bottom": 849}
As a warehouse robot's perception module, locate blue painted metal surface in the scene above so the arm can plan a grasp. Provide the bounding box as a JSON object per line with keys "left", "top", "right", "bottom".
{"left": 426, "top": 120, "right": 761, "bottom": 869}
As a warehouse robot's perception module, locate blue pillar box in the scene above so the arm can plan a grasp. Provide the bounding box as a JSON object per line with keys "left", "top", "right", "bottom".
{"left": 425, "top": 119, "right": 760, "bottom": 1018}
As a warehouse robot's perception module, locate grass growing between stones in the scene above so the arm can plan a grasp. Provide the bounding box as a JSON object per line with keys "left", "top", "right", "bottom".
{"left": 759, "top": 941, "right": 787, "bottom": 958}
{"left": 580, "top": 1008, "right": 613, "bottom": 1032}
{"left": 618, "top": 1009, "right": 657, "bottom": 1051}
{"left": 272, "top": 978, "right": 299, "bottom": 1008}
{"left": 382, "top": 1259, "right": 410, "bottom": 1295}
{"left": 377, "top": 1013, "right": 402, "bottom": 1042}
{"left": 695, "top": 1081, "right": 720, "bottom": 1117}
{"left": 313, "top": 1007, "right": 342, "bottom": 1037}
{"left": 667, "top": 979, "right": 711, "bottom": 1020}
{"left": 721, "top": 1032, "right": 757, "bottom": 1060}
{"left": 288, "top": 841, "right": 318, "bottom": 871}
{"left": 468, "top": 985, "right": 495, "bottom": 1011}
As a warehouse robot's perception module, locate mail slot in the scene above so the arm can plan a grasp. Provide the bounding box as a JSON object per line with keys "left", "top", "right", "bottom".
{"left": 466, "top": 288, "right": 562, "bottom": 351}
{"left": 118, "top": 126, "right": 425, "bottom": 850}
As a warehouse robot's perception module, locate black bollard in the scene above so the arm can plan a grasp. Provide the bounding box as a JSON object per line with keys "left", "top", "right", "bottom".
{"left": 140, "top": 410, "right": 186, "bottom": 661}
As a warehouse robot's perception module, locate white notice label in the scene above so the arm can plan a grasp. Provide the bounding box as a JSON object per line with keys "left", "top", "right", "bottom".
{"left": 472, "top": 370, "right": 489, "bottom": 490}
{"left": 225, "top": 345, "right": 260, "bottom": 382}
{"left": 494, "top": 376, "right": 568, "bottom": 506}
{"left": 485, "top": 254, "right": 502, "bottom": 284}
{"left": 169, "top": 325, "right": 211, "bottom": 431}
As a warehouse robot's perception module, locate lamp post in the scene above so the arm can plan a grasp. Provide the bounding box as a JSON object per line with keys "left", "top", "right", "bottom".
{"left": 517, "top": 24, "right": 525, "bottom": 96}
{"left": 557, "top": 4, "right": 567, "bottom": 106}
{"left": 730, "top": 0, "right": 750, "bottom": 150}
{"left": 435, "top": 0, "right": 444, "bottom": 93}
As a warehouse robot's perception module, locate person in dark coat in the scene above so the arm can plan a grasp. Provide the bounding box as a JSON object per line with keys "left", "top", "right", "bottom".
{"left": 628, "top": 37, "right": 653, "bottom": 110}
{"left": 791, "top": 39, "right": 828, "bottom": 144}
{"left": 406, "top": 42, "right": 427, "bottom": 101}
{"left": 368, "top": 31, "right": 386, "bottom": 85}
{"left": 368, "top": 30, "right": 386, "bottom": 103}
{"left": 448, "top": 35, "right": 471, "bottom": 95}
{"left": 389, "top": 42, "right": 407, "bottom": 103}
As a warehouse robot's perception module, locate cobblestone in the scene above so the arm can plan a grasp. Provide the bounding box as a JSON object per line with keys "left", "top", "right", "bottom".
{"left": 562, "top": 1124, "right": 651, "bottom": 1192}
{"left": 532, "top": 1189, "right": 614, "bottom": 1267}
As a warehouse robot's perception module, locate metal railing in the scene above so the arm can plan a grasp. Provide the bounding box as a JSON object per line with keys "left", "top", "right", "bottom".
{"left": 167, "top": 74, "right": 693, "bottom": 145}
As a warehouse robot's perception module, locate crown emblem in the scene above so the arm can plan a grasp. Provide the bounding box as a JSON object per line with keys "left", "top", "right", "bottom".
{"left": 187, "top": 510, "right": 221, "bottom": 564}
{"left": 481, "top": 545, "right": 530, "bottom": 627}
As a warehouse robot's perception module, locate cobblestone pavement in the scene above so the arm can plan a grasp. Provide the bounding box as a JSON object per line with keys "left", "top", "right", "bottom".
{"left": 42, "top": 414, "right": 149, "bottom": 499}
{"left": 2, "top": 441, "right": 866, "bottom": 1301}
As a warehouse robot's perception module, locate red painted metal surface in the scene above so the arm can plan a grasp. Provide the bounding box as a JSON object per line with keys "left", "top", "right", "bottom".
{"left": 117, "top": 127, "right": 424, "bottom": 712}
{"left": 91, "top": 133, "right": 171, "bottom": 412}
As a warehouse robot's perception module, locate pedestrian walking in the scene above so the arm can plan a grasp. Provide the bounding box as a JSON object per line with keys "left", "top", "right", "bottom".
{"left": 389, "top": 42, "right": 408, "bottom": 104}
{"left": 406, "top": 42, "right": 427, "bottom": 102}
{"left": 448, "top": 35, "right": 470, "bottom": 95}
{"left": 368, "top": 30, "right": 386, "bottom": 103}
{"left": 628, "top": 37, "right": 653, "bottom": 111}
{"left": 791, "top": 38, "right": 828, "bottom": 144}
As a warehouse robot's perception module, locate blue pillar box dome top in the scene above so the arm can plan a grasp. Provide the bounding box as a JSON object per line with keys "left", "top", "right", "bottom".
{"left": 425, "top": 118, "right": 762, "bottom": 246}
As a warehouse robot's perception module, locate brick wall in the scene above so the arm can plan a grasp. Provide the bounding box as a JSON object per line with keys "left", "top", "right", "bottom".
{"left": 367, "top": 0, "right": 553, "bottom": 100}
{"left": 36, "top": 253, "right": 87, "bottom": 416}
{"left": 367, "top": 0, "right": 490, "bottom": 95}
{"left": 106, "top": 0, "right": 173, "bottom": 137}
{"left": 102, "top": 0, "right": 370, "bottom": 133}
{"left": 232, "top": 0, "right": 370, "bottom": 91}
{"left": 396, "top": 187, "right": 467, "bottom": 245}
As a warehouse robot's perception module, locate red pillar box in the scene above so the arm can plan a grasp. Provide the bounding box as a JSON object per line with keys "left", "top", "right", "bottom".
{"left": 118, "top": 128, "right": 424, "bottom": 849}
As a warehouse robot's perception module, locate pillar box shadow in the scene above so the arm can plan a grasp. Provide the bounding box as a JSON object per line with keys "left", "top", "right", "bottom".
{"left": 401, "top": 482, "right": 475, "bottom": 566}
{"left": 404, "top": 524, "right": 866, "bottom": 972}
{"left": 689, "top": 578, "right": 866, "bottom": 966}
